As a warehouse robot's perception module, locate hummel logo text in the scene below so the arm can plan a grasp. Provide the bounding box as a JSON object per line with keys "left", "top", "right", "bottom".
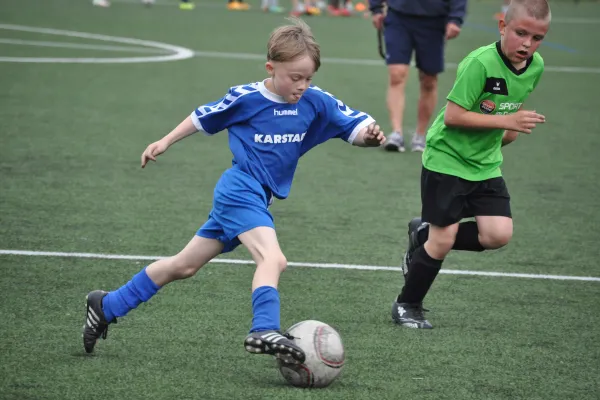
{"left": 274, "top": 109, "right": 298, "bottom": 116}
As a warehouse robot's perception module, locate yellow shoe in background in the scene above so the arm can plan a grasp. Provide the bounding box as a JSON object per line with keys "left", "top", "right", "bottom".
{"left": 306, "top": 6, "right": 321, "bottom": 15}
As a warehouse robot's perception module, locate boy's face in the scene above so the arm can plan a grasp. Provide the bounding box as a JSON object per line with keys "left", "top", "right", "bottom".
{"left": 499, "top": 12, "right": 549, "bottom": 66}
{"left": 266, "top": 55, "right": 316, "bottom": 103}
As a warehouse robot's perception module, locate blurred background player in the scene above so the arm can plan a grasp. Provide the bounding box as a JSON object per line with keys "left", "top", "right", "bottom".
{"left": 291, "top": 0, "right": 322, "bottom": 16}
{"left": 327, "top": 0, "right": 351, "bottom": 16}
{"left": 369, "top": 0, "right": 466, "bottom": 153}
{"left": 495, "top": 0, "right": 511, "bottom": 20}
{"left": 262, "top": 0, "right": 285, "bottom": 14}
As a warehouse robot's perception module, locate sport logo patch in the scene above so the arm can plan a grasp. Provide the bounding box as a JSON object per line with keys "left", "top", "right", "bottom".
{"left": 484, "top": 77, "right": 508, "bottom": 95}
{"left": 479, "top": 100, "right": 496, "bottom": 114}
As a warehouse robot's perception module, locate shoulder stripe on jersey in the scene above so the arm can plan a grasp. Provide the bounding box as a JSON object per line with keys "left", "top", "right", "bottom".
{"left": 195, "top": 82, "right": 259, "bottom": 118}
{"left": 308, "top": 86, "right": 367, "bottom": 119}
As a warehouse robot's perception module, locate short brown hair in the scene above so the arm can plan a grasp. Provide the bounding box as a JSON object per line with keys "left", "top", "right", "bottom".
{"left": 505, "top": 0, "right": 551, "bottom": 23}
{"left": 267, "top": 17, "right": 321, "bottom": 71}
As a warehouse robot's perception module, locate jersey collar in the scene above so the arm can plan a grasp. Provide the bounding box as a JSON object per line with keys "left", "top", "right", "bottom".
{"left": 259, "top": 79, "right": 287, "bottom": 103}
{"left": 495, "top": 41, "right": 534, "bottom": 76}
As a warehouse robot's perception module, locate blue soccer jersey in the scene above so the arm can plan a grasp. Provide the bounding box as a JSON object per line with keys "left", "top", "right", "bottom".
{"left": 190, "top": 80, "right": 374, "bottom": 199}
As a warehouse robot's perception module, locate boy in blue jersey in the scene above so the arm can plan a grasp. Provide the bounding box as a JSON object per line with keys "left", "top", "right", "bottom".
{"left": 82, "top": 18, "right": 385, "bottom": 364}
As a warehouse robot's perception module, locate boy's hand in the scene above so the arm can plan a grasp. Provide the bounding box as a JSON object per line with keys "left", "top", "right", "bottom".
{"left": 363, "top": 123, "right": 385, "bottom": 146}
{"left": 372, "top": 14, "right": 384, "bottom": 30}
{"left": 508, "top": 110, "right": 545, "bottom": 134}
{"left": 445, "top": 22, "right": 461, "bottom": 40}
{"left": 141, "top": 139, "right": 169, "bottom": 168}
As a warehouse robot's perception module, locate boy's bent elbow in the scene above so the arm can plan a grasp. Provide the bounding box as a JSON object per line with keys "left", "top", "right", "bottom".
{"left": 444, "top": 101, "right": 468, "bottom": 128}
{"left": 444, "top": 111, "right": 459, "bottom": 128}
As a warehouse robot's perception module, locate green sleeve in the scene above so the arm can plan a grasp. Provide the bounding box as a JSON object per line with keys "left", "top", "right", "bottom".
{"left": 446, "top": 57, "right": 487, "bottom": 111}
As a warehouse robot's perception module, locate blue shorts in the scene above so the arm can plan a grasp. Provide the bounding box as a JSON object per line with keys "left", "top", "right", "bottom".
{"left": 383, "top": 10, "right": 446, "bottom": 75}
{"left": 196, "top": 168, "right": 274, "bottom": 253}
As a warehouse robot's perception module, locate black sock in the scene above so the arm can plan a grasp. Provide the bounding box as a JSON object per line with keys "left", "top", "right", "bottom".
{"left": 453, "top": 221, "right": 485, "bottom": 252}
{"left": 417, "top": 222, "right": 484, "bottom": 252}
{"left": 397, "top": 246, "right": 443, "bottom": 304}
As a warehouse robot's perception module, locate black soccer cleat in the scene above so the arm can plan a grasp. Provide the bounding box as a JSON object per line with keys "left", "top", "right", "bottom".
{"left": 82, "top": 290, "right": 114, "bottom": 353}
{"left": 401, "top": 217, "right": 429, "bottom": 280}
{"left": 244, "top": 330, "right": 306, "bottom": 364}
{"left": 392, "top": 301, "right": 433, "bottom": 329}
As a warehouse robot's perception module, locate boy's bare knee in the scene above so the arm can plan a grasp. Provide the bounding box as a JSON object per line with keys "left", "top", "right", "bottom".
{"left": 428, "top": 236, "right": 454, "bottom": 256}
{"left": 426, "top": 224, "right": 459, "bottom": 259}
{"left": 480, "top": 230, "right": 512, "bottom": 249}
{"left": 169, "top": 256, "right": 202, "bottom": 279}
{"left": 276, "top": 254, "right": 288, "bottom": 272}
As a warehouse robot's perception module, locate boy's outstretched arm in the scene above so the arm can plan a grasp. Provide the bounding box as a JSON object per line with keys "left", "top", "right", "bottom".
{"left": 141, "top": 116, "right": 198, "bottom": 168}
{"left": 352, "top": 123, "right": 386, "bottom": 147}
{"left": 444, "top": 101, "right": 545, "bottom": 134}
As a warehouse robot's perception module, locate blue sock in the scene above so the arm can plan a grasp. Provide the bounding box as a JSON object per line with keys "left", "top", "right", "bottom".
{"left": 249, "top": 286, "right": 280, "bottom": 333}
{"left": 102, "top": 267, "right": 161, "bottom": 322}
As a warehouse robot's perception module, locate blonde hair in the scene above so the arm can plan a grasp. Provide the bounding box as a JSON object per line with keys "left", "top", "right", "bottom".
{"left": 505, "top": 0, "right": 551, "bottom": 23}
{"left": 267, "top": 17, "right": 321, "bottom": 71}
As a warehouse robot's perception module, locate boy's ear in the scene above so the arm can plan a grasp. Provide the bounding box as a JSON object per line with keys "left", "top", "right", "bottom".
{"left": 265, "top": 61, "right": 274, "bottom": 76}
{"left": 498, "top": 19, "right": 506, "bottom": 36}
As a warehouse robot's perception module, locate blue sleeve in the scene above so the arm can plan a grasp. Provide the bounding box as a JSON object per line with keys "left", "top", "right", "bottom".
{"left": 310, "top": 88, "right": 375, "bottom": 144}
{"left": 190, "top": 86, "right": 249, "bottom": 135}
{"left": 368, "top": 0, "right": 385, "bottom": 14}
{"left": 448, "top": 0, "right": 467, "bottom": 26}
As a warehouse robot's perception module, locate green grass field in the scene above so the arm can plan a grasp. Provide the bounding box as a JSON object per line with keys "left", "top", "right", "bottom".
{"left": 1, "top": 0, "right": 599, "bottom": 399}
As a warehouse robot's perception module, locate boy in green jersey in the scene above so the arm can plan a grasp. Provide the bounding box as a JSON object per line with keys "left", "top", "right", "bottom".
{"left": 391, "top": 0, "right": 551, "bottom": 329}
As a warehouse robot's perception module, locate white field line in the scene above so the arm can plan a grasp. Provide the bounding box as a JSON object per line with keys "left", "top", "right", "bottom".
{"left": 0, "top": 24, "right": 193, "bottom": 63}
{"left": 1, "top": 249, "right": 599, "bottom": 282}
{"left": 0, "top": 38, "right": 169, "bottom": 54}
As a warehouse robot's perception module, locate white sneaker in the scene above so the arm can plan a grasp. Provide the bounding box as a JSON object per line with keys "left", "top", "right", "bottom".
{"left": 93, "top": 0, "right": 111, "bottom": 7}
{"left": 142, "top": 0, "right": 155, "bottom": 5}
{"left": 383, "top": 132, "right": 405, "bottom": 152}
{"left": 411, "top": 134, "right": 426, "bottom": 152}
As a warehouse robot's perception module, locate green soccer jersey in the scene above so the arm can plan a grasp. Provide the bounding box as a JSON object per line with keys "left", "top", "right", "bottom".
{"left": 422, "top": 41, "right": 544, "bottom": 181}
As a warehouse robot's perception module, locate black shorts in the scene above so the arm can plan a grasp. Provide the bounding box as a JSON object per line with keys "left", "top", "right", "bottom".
{"left": 383, "top": 10, "right": 446, "bottom": 75}
{"left": 421, "top": 167, "right": 512, "bottom": 227}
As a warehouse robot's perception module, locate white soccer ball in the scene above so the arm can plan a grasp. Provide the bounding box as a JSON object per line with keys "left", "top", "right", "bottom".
{"left": 277, "top": 320, "right": 345, "bottom": 388}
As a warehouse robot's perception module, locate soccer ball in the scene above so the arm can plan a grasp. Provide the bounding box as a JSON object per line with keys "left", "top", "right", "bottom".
{"left": 277, "top": 320, "right": 345, "bottom": 388}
